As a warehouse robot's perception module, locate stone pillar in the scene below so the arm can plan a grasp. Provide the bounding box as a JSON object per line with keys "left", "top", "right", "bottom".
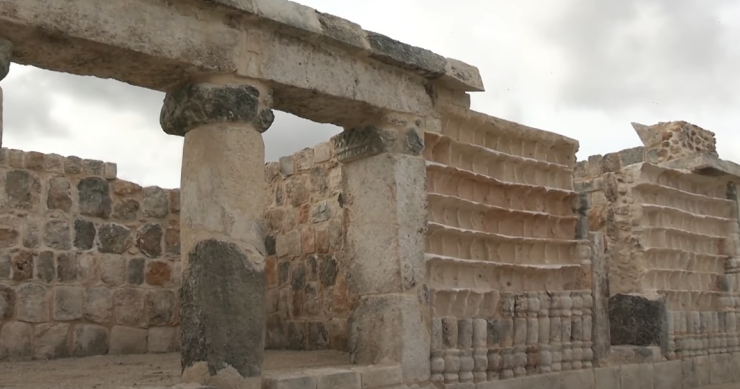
{"left": 0, "top": 38, "right": 13, "bottom": 148}
{"left": 160, "top": 79, "right": 274, "bottom": 389}
{"left": 335, "top": 113, "right": 430, "bottom": 383}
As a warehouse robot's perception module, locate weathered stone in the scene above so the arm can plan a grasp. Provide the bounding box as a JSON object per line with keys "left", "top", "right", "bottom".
{"left": 315, "top": 368, "right": 360, "bottom": 389}
{"left": 286, "top": 321, "right": 307, "bottom": 350}
{"left": 0, "top": 38, "right": 12, "bottom": 81}
{"left": 73, "top": 219, "right": 96, "bottom": 250}
{"left": 72, "top": 324, "right": 109, "bottom": 357}
{"left": 168, "top": 189, "right": 180, "bottom": 213}
{"left": 77, "top": 177, "right": 112, "bottom": 218}
{"left": 593, "top": 366, "right": 620, "bottom": 389}
{"left": 137, "top": 223, "right": 163, "bottom": 257}
{"left": 180, "top": 239, "right": 265, "bottom": 378}
{"left": 113, "top": 288, "right": 146, "bottom": 327}
{"left": 16, "top": 283, "right": 48, "bottom": 323}
{"left": 263, "top": 373, "right": 316, "bottom": 389}
{"left": 100, "top": 255, "right": 126, "bottom": 286}
{"left": 112, "top": 180, "right": 142, "bottom": 196}
{"left": 265, "top": 235, "right": 276, "bottom": 256}
{"left": 6, "top": 170, "right": 40, "bottom": 210}
{"left": 709, "top": 353, "right": 733, "bottom": 384}
{"left": 308, "top": 321, "right": 328, "bottom": 350}
{"left": 21, "top": 222, "right": 38, "bottom": 248}
{"left": 0, "top": 253, "right": 9, "bottom": 280}
{"left": 63, "top": 156, "right": 82, "bottom": 174}
{"left": 24, "top": 152, "right": 44, "bottom": 170}
{"left": 36, "top": 251, "right": 55, "bottom": 283}
{"left": 53, "top": 286, "right": 83, "bottom": 321}
{"left": 365, "top": 31, "right": 446, "bottom": 78}
{"left": 145, "top": 260, "right": 172, "bottom": 286}
{"left": 148, "top": 327, "right": 178, "bottom": 353}
{"left": 84, "top": 287, "right": 113, "bottom": 323}
{"left": 47, "top": 176, "right": 73, "bottom": 212}
{"left": 127, "top": 257, "right": 146, "bottom": 285}
{"left": 104, "top": 162, "right": 117, "bottom": 180}
{"left": 277, "top": 231, "right": 301, "bottom": 258}
{"left": 0, "top": 283, "right": 15, "bottom": 319}
{"left": 76, "top": 254, "right": 98, "bottom": 284}
{"left": 279, "top": 156, "right": 295, "bottom": 177}
{"left": 653, "top": 361, "right": 681, "bottom": 389}
{"left": 97, "top": 223, "right": 131, "bottom": 254}
{"left": 161, "top": 82, "right": 274, "bottom": 136}
{"left": 319, "top": 256, "right": 338, "bottom": 287}
{"left": 142, "top": 186, "right": 169, "bottom": 218}
{"left": 286, "top": 178, "right": 309, "bottom": 207}
{"left": 609, "top": 294, "right": 666, "bottom": 347}
{"left": 265, "top": 314, "right": 285, "bottom": 349}
{"left": 11, "top": 250, "right": 33, "bottom": 281}
{"left": 620, "top": 363, "right": 653, "bottom": 389}
{"left": 291, "top": 263, "right": 307, "bottom": 290}
{"left": 312, "top": 200, "right": 331, "bottom": 223}
{"left": 109, "top": 326, "right": 147, "bottom": 355}
{"left": 43, "top": 219, "right": 71, "bottom": 250}
{"left": 34, "top": 323, "right": 70, "bottom": 360}
{"left": 56, "top": 252, "right": 77, "bottom": 282}
{"left": 352, "top": 365, "right": 403, "bottom": 389}
{"left": 147, "top": 289, "right": 174, "bottom": 326}
{"left": 309, "top": 167, "right": 328, "bottom": 195}
{"left": 165, "top": 227, "right": 180, "bottom": 255}
{"left": 113, "top": 199, "right": 140, "bottom": 221}
{"left": 0, "top": 321, "right": 33, "bottom": 361}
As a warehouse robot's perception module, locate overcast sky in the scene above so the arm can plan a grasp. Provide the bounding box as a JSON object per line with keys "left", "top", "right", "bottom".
{"left": 3, "top": 0, "right": 740, "bottom": 189}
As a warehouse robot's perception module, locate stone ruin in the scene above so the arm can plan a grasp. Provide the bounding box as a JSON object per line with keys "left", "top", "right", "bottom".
{"left": 0, "top": 1, "right": 739, "bottom": 389}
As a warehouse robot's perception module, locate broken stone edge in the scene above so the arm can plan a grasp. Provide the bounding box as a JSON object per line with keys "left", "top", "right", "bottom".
{"left": 204, "top": 0, "right": 484, "bottom": 92}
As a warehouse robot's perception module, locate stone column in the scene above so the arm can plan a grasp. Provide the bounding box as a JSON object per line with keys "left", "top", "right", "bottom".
{"left": 335, "top": 112, "right": 430, "bottom": 383}
{"left": 0, "top": 38, "right": 13, "bottom": 148}
{"left": 160, "top": 79, "right": 274, "bottom": 389}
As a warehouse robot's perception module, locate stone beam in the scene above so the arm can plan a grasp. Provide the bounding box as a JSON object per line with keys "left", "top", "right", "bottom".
{"left": 0, "top": 0, "right": 483, "bottom": 127}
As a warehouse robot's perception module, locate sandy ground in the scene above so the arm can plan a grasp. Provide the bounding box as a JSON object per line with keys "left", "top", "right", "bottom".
{"left": 0, "top": 350, "right": 349, "bottom": 389}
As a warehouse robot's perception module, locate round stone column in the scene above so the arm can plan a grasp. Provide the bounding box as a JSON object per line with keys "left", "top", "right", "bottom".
{"left": 160, "top": 79, "right": 274, "bottom": 389}
{"left": 0, "top": 38, "right": 14, "bottom": 148}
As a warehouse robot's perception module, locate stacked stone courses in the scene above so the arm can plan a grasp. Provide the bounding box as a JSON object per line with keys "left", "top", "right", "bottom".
{"left": 0, "top": 148, "right": 181, "bottom": 361}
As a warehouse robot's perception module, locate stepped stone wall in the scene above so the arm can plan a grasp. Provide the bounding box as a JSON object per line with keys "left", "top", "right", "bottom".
{"left": 0, "top": 148, "right": 181, "bottom": 361}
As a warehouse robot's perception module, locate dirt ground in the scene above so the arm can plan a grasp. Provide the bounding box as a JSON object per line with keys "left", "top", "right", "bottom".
{"left": 0, "top": 350, "right": 350, "bottom": 389}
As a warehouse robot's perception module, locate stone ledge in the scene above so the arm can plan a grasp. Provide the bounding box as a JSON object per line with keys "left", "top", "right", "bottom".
{"left": 661, "top": 154, "right": 740, "bottom": 178}
{"left": 199, "top": 0, "right": 484, "bottom": 91}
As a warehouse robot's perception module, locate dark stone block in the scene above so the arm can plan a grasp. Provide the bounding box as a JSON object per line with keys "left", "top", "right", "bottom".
{"left": 11, "top": 251, "right": 33, "bottom": 281}
{"left": 160, "top": 83, "right": 274, "bottom": 136}
{"left": 165, "top": 227, "right": 180, "bottom": 255}
{"left": 127, "top": 257, "right": 146, "bottom": 285}
{"left": 332, "top": 126, "right": 401, "bottom": 163}
{"left": 265, "top": 314, "right": 285, "bottom": 349}
{"left": 265, "top": 235, "right": 276, "bottom": 256}
{"left": 47, "top": 177, "right": 73, "bottom": 212}
{"left": 21, "top": 222, "right": 38, "bottom": 249}
{"left": 308, "top": 321, "right": 328, "bottom": 350}
{"left": 180, "top": 238, "right": 265, "bottom": 378}
{"left": 6, "top": 170, "right": 40, "bottom": 210}
{"left": 405, "top": 127, "right": 425, "bottom": 155}
{"left": 319, "top": 256, "right": 338, "bottom": 287}
{"left": 36, "top": 251, "right": 55, "bottom": 283}
{"left": 618, "top": 146, "right": 646, "bottom": 167}
{"left": 285, "top": 321, "right": 306, "bottom": 350}
{"left": 0, "top": 227, "right": 18, "bottom": 248}
{"left": 78, "top": 177, "right": 111, "bottom": 219}
{"left": 0, "top": 283, "right": 15, "bottom": 319}
{"left": 601, "top": 152, "right": 621, "bottom": 173}
{"left": 486, "top": 319, "right": 502, "bottom": 346}
{"left": 97, "top": 223, "right": 131, "bottom": 254}
{"left": 278, "top": 261, "right": 291, "bottom": 285}
{"left": 74, "top": 219, "right": 96, "bottom": 250}
{"left": 291, "top": 263, "right": 306, "bottom": 291}
{"left": 609, "top": 293, "right": 667, "bottom": 347}
{"left": 142, "top": 187, "right": 169, "bottom": 219}
{"left": 72, "top": 324, "right": 109, "bottom": 357}
{"left": 113, "top": 199, "right": 140, "bottom": 221}
{"left": 137, "top": 223, "right": 163, "bottom": 258}
{"left": 365, "top": 31, "right": 447, "bottom": 78}
{"left": 56, "top": 252, "right": 77, "bottom": 282}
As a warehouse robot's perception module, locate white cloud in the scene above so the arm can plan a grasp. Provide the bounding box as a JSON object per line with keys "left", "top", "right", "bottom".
{"left": 2, "top": 1, "right": 739, "bottom": 188}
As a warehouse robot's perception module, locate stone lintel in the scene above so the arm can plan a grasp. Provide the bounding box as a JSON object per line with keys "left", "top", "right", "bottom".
{"left": 0, "top": 38, "right": 12, "bottom": 81}
{"left": 661, "top": 154, "right": 740, "bottom": 179}
{"left": 160, "top": 81, "right": 273, "bottom": 136}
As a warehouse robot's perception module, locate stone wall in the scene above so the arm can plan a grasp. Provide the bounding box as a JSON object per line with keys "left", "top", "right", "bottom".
{"left": 0, "top": 148, "right": 181, "bottom": 361}
{"left": 263, "top": 141, "right": 351, "bottom": 351}
{"left": 423, "top": 97, "right": 597, "bottom": 383}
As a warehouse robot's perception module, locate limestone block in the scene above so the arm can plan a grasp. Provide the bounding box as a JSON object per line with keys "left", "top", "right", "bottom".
{"left": 47, "top": 176, "right": 72, "bottom": 212}
{"left": 352, "top": 365, "right": 402, "bottom": 388}
{"left": 72, "top": 324, "right": 109, "bottom": 357}
{"left": 53, "top": 286, "right": 83, "bottom": 321}
{"left": 0, "top": 321, "right": 33, "bottom": 361}
{"left": 77, "top": 177, "right": 112, "bottom": 218}
{"left": 148, "top": 327, "right": 179, "bottom": 354}
{"left": 34, "top": 323, "right": 70, "bottom": 360}
{"left": 264, "top": 373, "right": 317, "bottom": 389}
{"left": 100, "top": 255, "right": 126, "bottom": 286}
{"left": 348, "top": 294, "right": 430, "bottom": 383}
{"left": 16, "top": 283, "right": 49, "bottom": 323}
{"left": 653, "top": 361, "right": 681, "bottom": 389}
{"left": 143, "top": 187, "right": 169, "bottom": 218}
{"left": 620, "top": 363, "right": 653, "bottom": 389}
{"left": 709, "top": 353, "right": 733, "bottom": 385}
{"left": 36, "top": 251, "right": 55, "bottom": 283}
{"left": 682, "top": 356, "right": 710, "bottom": 388}
{"left": 74, "top": 219, "right": 96, "bottom": 250}
{"left": 137, "top": 223, "right": 164, "bottom": 258}
{"left": 312, "top": 368, "right": 360, "bottom": 389}
{"left": 594, "top": 366, "right": 620, "bottom": 389}
{"left": 43, "top": 219, "right": 71, "bottom": 250}
{"left": 113, "top": 288, "right": 146, "bottom": 327}
{"left": 98, "top": 223, "right": 132, "bottom": 254}
{"left": 559, "top": 368, "right": 594, "bottom": 389}
{"left": 84, "top": 287, "right": 112, "bottom": 323}
{"left": 110, "top": 325, "right": 148, "bottom": 355}
{"left": 0, "top": 283, "right": 14, "bottom": 319}
{"left": 56, "top": 252, "right": 77, "bottom": 282}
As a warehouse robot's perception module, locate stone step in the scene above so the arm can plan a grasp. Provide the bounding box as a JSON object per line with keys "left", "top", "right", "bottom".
{"left": 263, "top": 365, "right": 402, "bottom": 389}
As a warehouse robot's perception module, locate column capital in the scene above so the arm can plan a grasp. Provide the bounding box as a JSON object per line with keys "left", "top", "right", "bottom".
{"left": 160, "top": 79, "right": 274, "bottom": 136}
{"left": 331, "top": 111, "right": 434, "bottom": 164}
{"left": 0, "top": 38, "right": 13, "bottom": 81}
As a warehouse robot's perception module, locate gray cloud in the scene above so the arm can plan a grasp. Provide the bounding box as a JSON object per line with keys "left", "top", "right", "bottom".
{"left": 3, "top": 67, "right": 71, "bottom": 139}
{"left": 541, "top": 0, "right": 738, "bottom": 114}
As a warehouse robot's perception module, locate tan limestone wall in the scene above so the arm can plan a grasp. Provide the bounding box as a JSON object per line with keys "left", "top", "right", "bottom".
{"left": 263, "top": 142, "right": 352, "bottom": 351}
{"left": 423, "top": 101, "right": 596, "bottom": 382}
{"left": 0, "top": 148, "right": 181, "bottom": 361}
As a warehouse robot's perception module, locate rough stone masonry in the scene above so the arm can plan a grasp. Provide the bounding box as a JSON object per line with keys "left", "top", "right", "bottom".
{"left": 1, "top": 1, "right": 740, "bottom": 389}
